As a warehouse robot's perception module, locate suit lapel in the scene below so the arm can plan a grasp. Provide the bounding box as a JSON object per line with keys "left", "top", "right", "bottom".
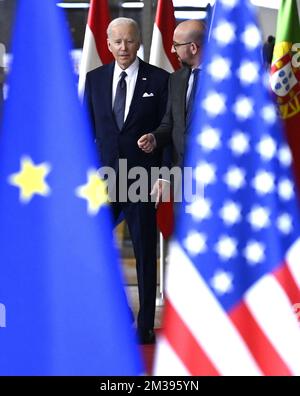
{"left": 123, "top": 60, "right": 148, "bottom": 129}
{"left": 104, "top": 61, "right": 127, "bottom": 131}
{"left": 105, "top": 62, "right": 115, "bottom": 122}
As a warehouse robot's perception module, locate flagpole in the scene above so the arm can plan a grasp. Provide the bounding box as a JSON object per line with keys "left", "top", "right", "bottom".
{"left": 156, "top": 233, "right": 165, "bottom": 306}
{"left": 150, "top": 0, "right": 179, "bottom": 307}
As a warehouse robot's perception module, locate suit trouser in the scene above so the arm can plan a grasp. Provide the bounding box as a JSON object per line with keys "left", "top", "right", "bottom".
{"left": 111, "top": 200, "right": 157, "bottom": 332}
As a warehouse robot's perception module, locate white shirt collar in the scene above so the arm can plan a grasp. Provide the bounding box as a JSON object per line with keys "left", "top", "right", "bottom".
{"left": 114, "top": 57, "right": 140, "bottom": 79}
{"left": 191, "top": 64, "right": 202, "bottom": 72}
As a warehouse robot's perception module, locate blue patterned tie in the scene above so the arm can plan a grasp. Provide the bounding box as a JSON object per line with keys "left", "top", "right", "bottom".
{"left": 186, "top": 68, "right": 200, "bottom": 131}
{"left": 113, "top": 71, "right": 127, "bottom": 131}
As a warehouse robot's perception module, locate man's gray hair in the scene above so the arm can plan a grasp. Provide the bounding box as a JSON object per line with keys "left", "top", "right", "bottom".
{"left": 107, "top": 17, "right": 141, "bottom": 42}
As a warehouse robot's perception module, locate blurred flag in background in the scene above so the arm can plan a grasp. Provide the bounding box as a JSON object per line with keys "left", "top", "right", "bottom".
{"left": 154, "top": 0, "right": 300, "bottom": 376}
{"left": 0, "top": 0, "right": 142, "bottom": 375}
{"left": 271, "top": 0, "right": 300, "bottom": 195}
{"left": 78, "top": 0, "right": 113, "bottom": 98}
{"left": 149, "top": 0, "right": 180, "bottom": 72}
{"left": 150, "top": 0, "right": 179, "bottom": 240}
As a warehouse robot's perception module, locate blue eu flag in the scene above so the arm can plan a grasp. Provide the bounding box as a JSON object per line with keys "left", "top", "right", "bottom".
{"left": 0, "top": 0, "right": 143, "bottom": 375}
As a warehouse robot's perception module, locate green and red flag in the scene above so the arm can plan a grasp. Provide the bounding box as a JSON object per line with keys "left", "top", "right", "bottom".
{"left": 271, "top": 0, "right": 300, "bottom": 192}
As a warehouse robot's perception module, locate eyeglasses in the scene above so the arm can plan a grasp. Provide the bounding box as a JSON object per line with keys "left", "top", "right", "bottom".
{"left": 172, "top": 41, "right": 192, "bottom": 50}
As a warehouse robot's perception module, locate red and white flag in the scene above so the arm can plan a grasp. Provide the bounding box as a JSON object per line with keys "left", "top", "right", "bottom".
{"left": 149, "top": 0, "right": 179, "bottom": 73}
{"left": 78, "top": 0, "right": 113, "bottom": 98}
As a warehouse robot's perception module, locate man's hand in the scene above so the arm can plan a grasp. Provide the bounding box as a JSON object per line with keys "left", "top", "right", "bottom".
{"left": 150, "top": 179, "right": 171, "bottom": 209}
{"left": 137, "top": 133, "right": 157, "bottom": 153}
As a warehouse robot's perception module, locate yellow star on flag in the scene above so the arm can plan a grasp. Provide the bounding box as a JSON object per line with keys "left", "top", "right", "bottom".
{"left": 75, "top": 169, "right": 108, "bottom": 215}
{"left": 8, "top": 156, "right": 51, "bottom": 203}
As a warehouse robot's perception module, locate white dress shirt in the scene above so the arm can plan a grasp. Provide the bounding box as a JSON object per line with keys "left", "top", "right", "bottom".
{"left": 112, "top": 58, "right": 139, "bottom": 123}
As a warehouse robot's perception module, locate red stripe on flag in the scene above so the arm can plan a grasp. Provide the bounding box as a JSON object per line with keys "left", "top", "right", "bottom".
{"left": 274, "top": 261, "right": 300, "bottom": 306}
{"left": 155, "top": 0, "right": 180, "bottom": 71}
{"left": 156, "top": 200, "right": 174, "bottom": 239}
{"left": 88, "top": 0, "right": 113, "bottom": 64}
{"left": 163, "top": 299, "right": 219, "bottom": 376}
{"left": 230, "top": 301, "right": 292, "bottom": 376}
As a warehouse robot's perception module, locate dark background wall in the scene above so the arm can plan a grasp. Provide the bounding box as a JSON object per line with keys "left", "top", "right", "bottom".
{"left": 0, "top": 0, "right": 154, "bottom": 53}
{"left": 0, "top": 0, "right": 16, "bottom": 51}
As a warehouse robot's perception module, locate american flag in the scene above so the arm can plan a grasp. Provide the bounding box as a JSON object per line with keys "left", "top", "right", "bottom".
{"left": 154, "top": 0, "right": 300, "bottom": 376}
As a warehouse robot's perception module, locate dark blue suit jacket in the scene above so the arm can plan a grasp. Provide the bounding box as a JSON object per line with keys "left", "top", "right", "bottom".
{"left": 84, "top": 59, "right": 169, "bottom": 172}
{"left": 85, "top": 60, "right": 169, "bottom": 332}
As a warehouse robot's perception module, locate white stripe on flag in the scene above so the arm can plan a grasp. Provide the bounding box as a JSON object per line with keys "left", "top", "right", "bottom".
{"left": 154, "top": 335, "right": 190, "bottom": 376}
{"left": 245, "top": 273, "right": 300, "bottom": 375}
{"left": 165, "top": 241, "right": 262, "bottom": 376}
{"left": 149, "top": 25, "right": 174, "bottom": 73}
{"left": 286, "top": 237, "right": 300, "bottom": 288}
{"left": 78, "top": 25, "right": 102, "bottom": 98}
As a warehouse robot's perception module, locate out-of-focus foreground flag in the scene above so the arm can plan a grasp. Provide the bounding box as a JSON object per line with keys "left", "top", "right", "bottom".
{"left": 78, "top": 0, "right": 113, "bottom": 98}
{"left": 271, "top": 0, "right": 300, "bottom": 195}
{"left": 154, "top": 0, "right": 300, "bottom": 376}
{"left": 0, "top": 0, "right": 143, "bottom": 375}
{"left": 150, "top": 0, "right": 179, "bottom": 239}
{"left": 149, "top": 0, "right": 180, "bottom": 73}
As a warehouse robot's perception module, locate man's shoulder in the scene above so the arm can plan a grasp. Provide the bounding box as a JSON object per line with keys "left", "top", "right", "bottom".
{"left": 171, "top": 66, "right": 189, "bottom": 80}
{"left": 86, "top": 63, "right": 113, "bottom": 80}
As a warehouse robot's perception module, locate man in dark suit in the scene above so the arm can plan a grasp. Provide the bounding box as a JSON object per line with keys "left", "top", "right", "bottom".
{"left": 84, "top": 18, "right": 169, "bottom": 344}
{"left": 138, "top": 20, "right": 206, "bottom": 204}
